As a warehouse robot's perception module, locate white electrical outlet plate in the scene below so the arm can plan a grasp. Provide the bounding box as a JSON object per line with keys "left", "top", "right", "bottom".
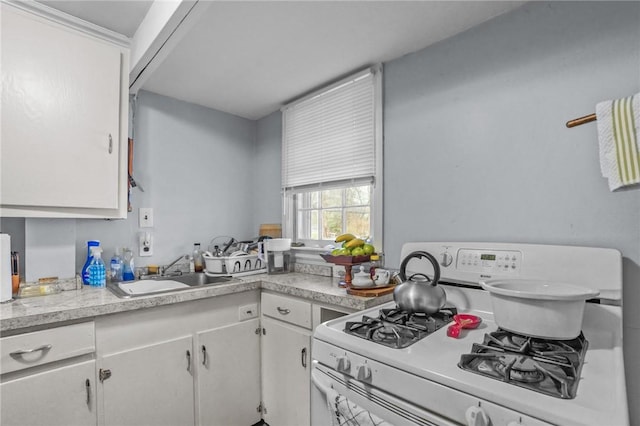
{"left": 139, "top": 208, "right": 153, "bottom": 228}
{"left": 139, "top": 232, "right": 153, "bottom": 257}
{"left": 239, "top": 303, "right": 258, "bottom": 321}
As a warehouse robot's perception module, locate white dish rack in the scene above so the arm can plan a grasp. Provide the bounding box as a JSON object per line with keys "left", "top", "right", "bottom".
{"left": 203, "top": 253, "right": 266, "bottom": 277}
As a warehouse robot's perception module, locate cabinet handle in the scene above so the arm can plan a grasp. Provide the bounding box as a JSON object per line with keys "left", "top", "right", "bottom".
{"left": 277, "top": 307, "right": 291, "bottom": 315}
{"left": 301, "top": 347, "right": 307, "bottom": 368}
{"left": 186, "top": 350, "right": 191, "bottom": 372}
{"left": 108, "top": 134, "right": 113, "bottom": 154}
{"left": 10, "top": 344, "right": 52, "bottom": 359}
{"left": 85, "top": 379, "right": 91, "bottom": 405}
{"left": 201, "top": 345, "right": 207, "bottom": 366}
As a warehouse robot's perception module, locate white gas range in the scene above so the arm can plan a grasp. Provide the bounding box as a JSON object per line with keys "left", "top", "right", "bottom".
{"left": 311, "top": 242, "right": 628, "bottom": 426}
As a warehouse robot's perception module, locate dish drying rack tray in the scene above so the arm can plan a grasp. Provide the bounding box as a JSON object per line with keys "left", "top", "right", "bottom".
{"left": 203, "top": 253, "right": 266, "bottom": 277}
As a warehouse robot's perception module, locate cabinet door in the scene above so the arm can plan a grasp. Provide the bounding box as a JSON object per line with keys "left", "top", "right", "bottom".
{"left": 1, "top": 360, "right": 96, "bottom": 426}
{"left": 196, "top": 319, "right": 261, "bottom": 426}
{"left": 261, "top": 317, "right": 312, "bottom": 426}
{"left": 1, "top": 5, "right": 121, "bottom": 210}
{"left": 100, "top": 336, "right": 195, "bottom": 426}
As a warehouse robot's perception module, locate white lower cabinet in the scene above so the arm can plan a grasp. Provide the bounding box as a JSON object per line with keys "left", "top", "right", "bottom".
{"left": 196, "top": 319, "right": 261, "bottom": 426}
{"left": 1, "top": 360, "right": 97, "bottom": 426}
{"left": 261, "top": 292, "right": 313, "bottom": 426}
{"left": 99, "top": 336, "right": 195, "bottom": 426}
{"left": 0, "top": 321, "right": 97, "bottom": 426}
{"left": 261, "top": 317, "right": 312, "bottom": 426}
{"left": 95, "top": 291, "right": 261, "bottom": 426}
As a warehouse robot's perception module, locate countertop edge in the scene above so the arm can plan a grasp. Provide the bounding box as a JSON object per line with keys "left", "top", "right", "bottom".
{"left": 1, "top": 273, "right": 392, "bottom": 333}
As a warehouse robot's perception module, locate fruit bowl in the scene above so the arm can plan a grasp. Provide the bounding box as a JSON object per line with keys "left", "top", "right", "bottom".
{"left": 320, "top": 254, "right": 371, "bottom": 265}
{"left": 320, "top": 253, "right": 372, "bottom": 287}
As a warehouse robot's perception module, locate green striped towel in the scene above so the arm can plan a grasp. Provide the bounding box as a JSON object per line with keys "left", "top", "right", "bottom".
{"left": 596, "top": 93, "right": 640, "bottom": 191}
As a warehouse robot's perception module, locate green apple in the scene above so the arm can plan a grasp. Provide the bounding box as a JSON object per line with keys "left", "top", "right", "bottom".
{"left": 362, "top": 244, "right": 375, "bottom": 255}
{"left": 351, "top": 247, "right": 365, "bottom": 256}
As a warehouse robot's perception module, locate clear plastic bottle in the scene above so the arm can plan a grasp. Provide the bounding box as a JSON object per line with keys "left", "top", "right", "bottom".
{"left": 87, "top": 247, "right": 106, "bottom": 288}
{"left": 193, "top": 243, "right": 204, "bottom": 273}
{"left": 109, "top": 248, "right": 123, "bottom": 282}
{"left": 122, "top": 248, "right": 135, "bottom": 281}
{"left": 82, "top": 240, "right": 100, "bottom": 285}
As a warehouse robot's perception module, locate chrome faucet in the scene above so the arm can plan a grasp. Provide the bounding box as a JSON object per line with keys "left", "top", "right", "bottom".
{"left": 161, "top": 254, "right": 188, "bottom": 276}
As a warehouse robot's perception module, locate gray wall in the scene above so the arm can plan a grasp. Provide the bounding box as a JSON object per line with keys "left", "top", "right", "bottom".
{"left": 383, "top": 1, "right": 640, "bottom": 422}
{"left": 252, "top": 111, "right": 283, "bottom": 232}
{"left": 75, "top": 90, "right": 259, "bottom": 269}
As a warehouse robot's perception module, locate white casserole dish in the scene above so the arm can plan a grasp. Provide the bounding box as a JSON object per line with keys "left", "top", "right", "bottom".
{"left": 480, "top": 279, "right": 600, "bottom": 340}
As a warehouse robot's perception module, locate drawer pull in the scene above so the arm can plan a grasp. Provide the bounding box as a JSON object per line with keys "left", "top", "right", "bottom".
{"left": 10, "top": 344, "right": 52, "bottom": 359}
{"left": 277, "top": 307, "right": 291, "bottom": 315}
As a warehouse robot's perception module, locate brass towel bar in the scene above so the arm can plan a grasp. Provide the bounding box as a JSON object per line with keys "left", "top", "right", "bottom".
{"left": 566, "top": 113, "right": 596, "bottom": 128}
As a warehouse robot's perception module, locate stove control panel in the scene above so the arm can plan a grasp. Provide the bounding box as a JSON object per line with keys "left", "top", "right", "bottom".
{"left": 456, "top": 249, "right": 522, "bottom": 275}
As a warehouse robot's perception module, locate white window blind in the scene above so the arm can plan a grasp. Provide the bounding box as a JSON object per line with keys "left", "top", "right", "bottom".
{"left": 282, "top": 68, "right": 378, "bottom": 189}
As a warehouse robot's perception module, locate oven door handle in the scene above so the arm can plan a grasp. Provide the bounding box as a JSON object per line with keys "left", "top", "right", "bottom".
{"left": 312, "top": 364, "right": 460, "bottom": 426}
{"left": 311, "top": 368, "right": 333, "bottom": 397}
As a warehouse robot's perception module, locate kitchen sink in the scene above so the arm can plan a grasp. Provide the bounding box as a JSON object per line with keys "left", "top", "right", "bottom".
{"left": 106, "top": 273, "right": 235, "bottom": 298}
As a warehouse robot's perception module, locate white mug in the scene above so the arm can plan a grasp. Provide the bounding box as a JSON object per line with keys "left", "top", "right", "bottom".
{"left": 373, "top": 268, "right": 391, "bottom": 285}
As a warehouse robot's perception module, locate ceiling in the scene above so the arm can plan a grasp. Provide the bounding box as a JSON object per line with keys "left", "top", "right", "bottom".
{"left": 37, "top": 1, "right": 525, "bottom": 120}
{"left": 36, "top": 1, "right": 153, "bottom": 37}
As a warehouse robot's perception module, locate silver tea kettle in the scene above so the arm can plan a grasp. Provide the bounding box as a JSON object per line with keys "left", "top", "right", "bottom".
{"left": 393, "top": 251, "right": 445, "bottom": 314}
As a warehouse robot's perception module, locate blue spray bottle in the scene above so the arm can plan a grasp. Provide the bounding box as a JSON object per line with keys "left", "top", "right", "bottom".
{"left": 82, "top": 240, "right": 100, "bottom": 285}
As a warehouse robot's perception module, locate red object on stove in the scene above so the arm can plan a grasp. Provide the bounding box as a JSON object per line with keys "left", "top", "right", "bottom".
{"left": 447, "top": 314, "right": 482, "bottom": 338}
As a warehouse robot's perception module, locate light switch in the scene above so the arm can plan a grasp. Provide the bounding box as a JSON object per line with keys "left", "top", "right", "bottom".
{"left": 139, "top": 208, "right": 153, "bottom": 228}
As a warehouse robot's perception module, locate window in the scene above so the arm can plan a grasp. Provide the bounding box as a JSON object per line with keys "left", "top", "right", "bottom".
{"left": 281, "top": 66, "right": 383, "bottom": 249}
{"left": 296, "top": 183, "right": 371, "bottom": 241}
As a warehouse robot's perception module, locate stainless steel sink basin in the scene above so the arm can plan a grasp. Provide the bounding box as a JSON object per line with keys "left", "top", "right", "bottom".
{"left": 106, "top": 273, "right": 235, "bottom": 298}
{"left": 171, "top": 273, "right": 233, "bottom": 287}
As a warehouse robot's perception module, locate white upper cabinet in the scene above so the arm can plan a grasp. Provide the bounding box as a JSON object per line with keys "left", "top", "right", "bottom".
{"left": 0, "top": 4, "right": 129, "bottom": 218}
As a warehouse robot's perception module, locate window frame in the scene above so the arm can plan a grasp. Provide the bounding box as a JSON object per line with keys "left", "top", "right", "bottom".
{"left": 281, "top": 66, "right": 383, "bottom": 251}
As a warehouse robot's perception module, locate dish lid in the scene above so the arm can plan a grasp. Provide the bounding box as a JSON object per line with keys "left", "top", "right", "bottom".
{"left": 480, "top": 279, "right": 600, "bottom": 301}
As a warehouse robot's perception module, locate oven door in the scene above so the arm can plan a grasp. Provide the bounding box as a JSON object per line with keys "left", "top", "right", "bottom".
{"left": 311, "top": 362, "right": 458, "bottom": 426}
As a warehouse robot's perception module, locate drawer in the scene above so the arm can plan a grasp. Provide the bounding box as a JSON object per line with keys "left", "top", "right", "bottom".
{"left": 262, "top": 293, "right": 311, "bottom": 329}
{"left": 1, "top": 322, "right": 95, "bottom": 375}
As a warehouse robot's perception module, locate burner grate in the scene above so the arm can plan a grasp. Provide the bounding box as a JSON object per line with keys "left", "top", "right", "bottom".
{"left": 459, "top": 329, "right": 588, "bottom": 399}
{"left": 344, "top": 307, "right": 457, "bottom": 349}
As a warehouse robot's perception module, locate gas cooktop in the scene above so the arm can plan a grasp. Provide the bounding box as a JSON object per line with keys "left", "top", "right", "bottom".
{"left": 344, "top": 307, "right": 457, "bottom": 349}
{"left": 459, "top": 329, "right": 588, "bottom": 399}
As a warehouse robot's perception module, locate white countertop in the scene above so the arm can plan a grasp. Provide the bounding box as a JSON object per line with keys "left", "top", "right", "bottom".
{"left": 0, "top": 273, "right": 392, "bottom": 333}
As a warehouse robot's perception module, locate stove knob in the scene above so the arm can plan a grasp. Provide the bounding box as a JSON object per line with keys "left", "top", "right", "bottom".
{"left": 465, "top": 405, "right": 490, "bottom": 426}
{"left": 335, "top": 356, "right": 351, "bottom": 373}
{"left": 356, "top": 364, "right": 372, "bottom": 381}
{"left": 440, "top": 252, "right": 453, "bottom": 267}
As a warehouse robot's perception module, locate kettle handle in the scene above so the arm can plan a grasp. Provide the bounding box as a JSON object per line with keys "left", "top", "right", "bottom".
{"left": 399, "top": 251, "right": 441, "bottom": 285}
